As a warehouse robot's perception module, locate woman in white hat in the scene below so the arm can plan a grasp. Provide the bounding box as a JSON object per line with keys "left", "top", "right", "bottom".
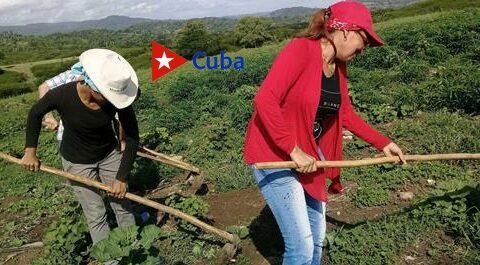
{"left": 21, "top": 49, "right": 140, "bottom": 245}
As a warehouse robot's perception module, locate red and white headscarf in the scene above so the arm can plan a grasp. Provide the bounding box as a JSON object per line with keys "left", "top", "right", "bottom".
{"left": 324, "top": 1, "right": 385, "bottom": 47}
{"left": 325, "top": 15, "right": 361, "bottom": 31}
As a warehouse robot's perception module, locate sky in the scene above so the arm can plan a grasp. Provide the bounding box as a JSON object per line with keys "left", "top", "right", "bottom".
{"left": 0, "top": 0, "right": 341, "bottom": 26}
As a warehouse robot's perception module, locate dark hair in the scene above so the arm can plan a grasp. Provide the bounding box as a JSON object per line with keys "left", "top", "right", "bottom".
{"left": 295, "top": 8, "right": 337, "bottom": 57}
{"left": 295, "top": 9, "right": 331, "bottom": 40}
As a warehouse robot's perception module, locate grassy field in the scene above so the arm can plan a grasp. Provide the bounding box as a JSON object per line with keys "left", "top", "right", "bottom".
{"left": 0, "top": 0, "right": 479, "bottom": 264}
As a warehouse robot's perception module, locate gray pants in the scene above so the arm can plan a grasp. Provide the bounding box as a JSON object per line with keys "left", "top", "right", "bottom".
{"left": 62, "top": 149, "right": 136, "bottom": 245}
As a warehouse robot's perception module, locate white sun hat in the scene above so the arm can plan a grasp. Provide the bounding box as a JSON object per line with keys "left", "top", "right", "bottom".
{"left": 79, "top": 49, "right": 138, "bottom": 109}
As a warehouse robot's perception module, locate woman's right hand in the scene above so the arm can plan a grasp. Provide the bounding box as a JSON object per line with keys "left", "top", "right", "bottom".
{"left": 43, "top": 113, "right": 59, "bottom": 131}
{"left": 21, "top": 148, "right": 40, "bottom": 171}
{"left": 290, "top": 145, "right": 317, "bottom": 173}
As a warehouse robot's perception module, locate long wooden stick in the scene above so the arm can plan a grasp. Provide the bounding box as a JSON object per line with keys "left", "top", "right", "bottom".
{"left": 140, "top": 146, "right": 184, "bottom": 162}
{"left": 40, "top": 122, "right": 200, "bottom": 173}
{"left": 0, "top": 152, "right": 238, "bottom": 245}
{"left": 0, "top": 242, "right": 44, "bottom": 253}
{"left": 255, "top": 153, "right": 480, "bottom": 169}
{"left": 137, "top": 147, "right": 200, "bottom": 174}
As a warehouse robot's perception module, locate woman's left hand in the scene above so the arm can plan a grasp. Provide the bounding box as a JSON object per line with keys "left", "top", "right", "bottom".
{"left": 111, "top": 179, "right": 127, "bottom": 199}
{"left": 382, "top": 142, "right": 407, "bottom": 165}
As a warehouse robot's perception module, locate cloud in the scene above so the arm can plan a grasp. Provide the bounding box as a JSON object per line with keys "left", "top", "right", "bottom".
{"left": 0, "top": 0, "right": 339, "bottom": 26}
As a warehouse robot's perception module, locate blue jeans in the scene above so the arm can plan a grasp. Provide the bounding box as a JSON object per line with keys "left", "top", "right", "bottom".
{"left": 252, "top": 166, "right": 327, "bottom": 265}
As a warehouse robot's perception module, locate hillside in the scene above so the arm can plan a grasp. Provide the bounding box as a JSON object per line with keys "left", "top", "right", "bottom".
{"left": 0, "top": 15, "right": 155, "bottom": 35}
{"left": 0, "top": 0, "right": 479, "bottom": 264}
{"left": 0, "top": 1, "right": 424, "bottom": 36}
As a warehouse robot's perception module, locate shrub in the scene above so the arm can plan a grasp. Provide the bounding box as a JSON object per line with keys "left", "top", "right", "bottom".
{"left": 397, "top": 59, "right": 430, "bottom": 84}
{"left": 352, "top": 188, "right": 390, "bottom": 207}
{"left": 0, "top": 70, "right": 31, "bottom": 98}
{"left": 90, "top": 225, "right": 165, "bottom": 264}
{"left": 30, "top": 59, "right": 77, "bottom": 86}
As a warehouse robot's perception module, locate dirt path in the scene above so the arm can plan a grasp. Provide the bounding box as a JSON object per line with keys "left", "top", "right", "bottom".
{"left": 396, "top": 229, "right": 459, "bottom": 265}
{"left": 202, "top": 177, "right": 441, "bottom": 265}
{"left": 205, "top": 187, "right": 265, "bottom": 230}
{"left": 0, "top": 196, "right": 48, "bottom": 265}
{"left": 0, "top": 56, "right": 77, "bottom": 80}
{"left": 0, "top": 177, "right": 446, "bottom": 265}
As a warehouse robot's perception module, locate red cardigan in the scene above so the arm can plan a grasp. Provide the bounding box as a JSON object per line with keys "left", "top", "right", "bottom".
{"left": 244, "top": 38, "right": 392, "bottom": 202}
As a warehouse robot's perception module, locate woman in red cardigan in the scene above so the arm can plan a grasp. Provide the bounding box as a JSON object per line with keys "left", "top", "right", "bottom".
{"left": 244, "top": 1, "right": 406, "bottom": 264}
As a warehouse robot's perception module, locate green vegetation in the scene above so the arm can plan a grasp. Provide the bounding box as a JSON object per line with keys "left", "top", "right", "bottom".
{"left": 327, "top": 184, "right": 480, "bottom": 264}
{"left": 0, "top": 30, "right": 153, "bottom": 65}
{"left": 235, "top": 17, "right": 274, "bottom": 48}
{"left": 349, "top": 8, "right": 480, "bottom": 120}
{"left": 373, "top": 0, "right": 480, "bottom": 22}
{"left": 33, "top": 205, "right": 89, "bottom": 265}
{"left": 172, "top": 21, "right": 221, "bottom": 59}
{"left": 0, "top": 69, "right": 31, "bottom": 98}
{"left": 90, "top": 225, "right": 165, "bottom": 264}
{"left": 0, "top": 0, "right": 479, "bottom": 264}
{"left": 31, "top": 59, "right": 77, "bottom": 86}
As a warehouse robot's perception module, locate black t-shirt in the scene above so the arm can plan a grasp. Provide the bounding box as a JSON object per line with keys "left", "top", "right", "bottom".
{"left": 313, "top": 68, "right": 342, "bottom": 140}
{"left": 25, "top": 81, "right": 139, "bottom": 179}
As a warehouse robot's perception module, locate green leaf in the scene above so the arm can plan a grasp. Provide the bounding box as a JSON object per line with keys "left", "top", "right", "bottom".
{"left": 11, "top": 238, "right": 23, "bottom": 247}
{"left": 237, "top": 226, "right": 249, "bottom": 239}
{"left": 142, "top": 255, "right": 164, "bottom": 265}
{"left": 192, "top": 244, "right": 203, "bottom": 256}
{"left": 139, "top": 225, "right": 162, "bottom": 248}
{"left": 109, "top": 228, "right": 126, "bottom": 243}
{"left": 226, "top": 225, "right": 249, "bottom": 239}
{"left": 106, "top": 242, "right": 125, "bottom": 258}
{"left": 124, "top": 225, "right": 140, "bottom": 244}
{"left": 91, "top": 241, "right": 112, "bottom": 262}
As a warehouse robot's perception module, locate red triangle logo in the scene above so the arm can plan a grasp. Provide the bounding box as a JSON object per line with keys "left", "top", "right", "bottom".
{"left": 151, "top": 41, "right": 188, "bottom": 81}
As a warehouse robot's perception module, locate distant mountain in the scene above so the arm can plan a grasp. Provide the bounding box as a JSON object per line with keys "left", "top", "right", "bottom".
{"left": 226, "top": 1, "right": 423, "bottom": 18}
{"left": 363, "top": 0, "right": 422, "bottom": 9}
{"left": 0, "top": 15, "right": 154, "bottom": 35}
{"left": 128, "top": 7, "right": 320, "bottom": 35}
{"left": 0, "top": 1, "right": 423, "bottom": 36}
{"left": 225, "top": 7, "right": 318, "bottom": 19}
{"left": 269, "top": 7, "right": 319, "bottom": 17}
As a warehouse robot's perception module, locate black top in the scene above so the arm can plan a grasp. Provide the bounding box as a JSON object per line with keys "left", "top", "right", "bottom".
{"left": 25, "top": 82, "right": 139, "bottom": 180}
{"left": 313, "top": 68, "right": 342, "bottom": 140}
